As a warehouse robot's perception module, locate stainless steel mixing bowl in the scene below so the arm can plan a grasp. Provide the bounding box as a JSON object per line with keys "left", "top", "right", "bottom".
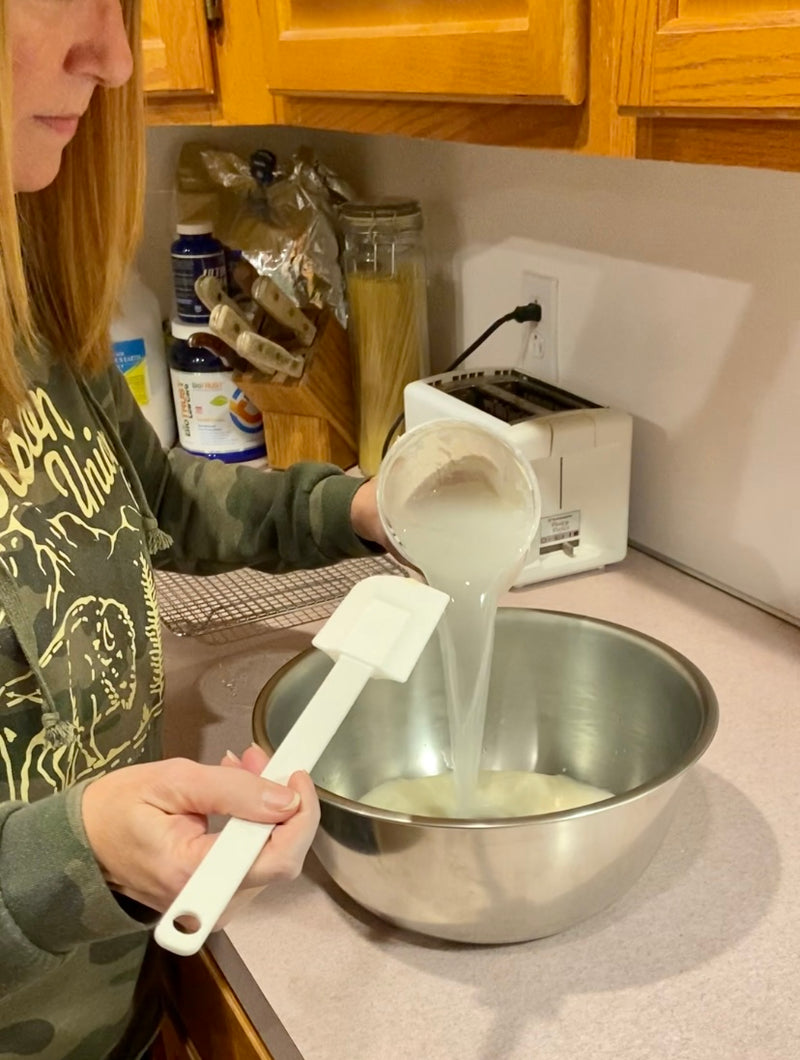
{"left": 252, "top": 608, "right": 718, "bottom": 944}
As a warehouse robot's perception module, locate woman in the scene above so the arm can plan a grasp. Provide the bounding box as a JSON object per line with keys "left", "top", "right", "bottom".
{"left": 0, "top": 1, "right": 387, "bottom": 1055}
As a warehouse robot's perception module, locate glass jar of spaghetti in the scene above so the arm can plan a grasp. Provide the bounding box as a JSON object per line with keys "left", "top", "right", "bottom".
{"left": 340, "top": 199, "right": 430, "bottom": 476}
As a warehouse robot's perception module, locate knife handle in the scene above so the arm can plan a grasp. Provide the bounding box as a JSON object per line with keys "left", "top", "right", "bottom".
{"left": 236, "top": 330, "right": 305, "bottom": 378}
{"left": 251, "top": 276, "right": 317, "bottom": 348}
{"left": 194, "top": 274, "right": 247, "bottom": 319}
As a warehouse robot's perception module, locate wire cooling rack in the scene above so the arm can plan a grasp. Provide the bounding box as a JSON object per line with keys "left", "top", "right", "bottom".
{"left": 156, "top": 553, "right": 408, "bottom": 644}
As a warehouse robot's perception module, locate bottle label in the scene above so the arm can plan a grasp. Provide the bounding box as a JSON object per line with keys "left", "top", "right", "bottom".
{"left": 113, "top": 337, "right": 149, "bottom": 405}
{"left": 169, "top": 369, "right": 265, "bottom": 459}
{"left": 171, "top": 253, "right": 227, "bottom": 323}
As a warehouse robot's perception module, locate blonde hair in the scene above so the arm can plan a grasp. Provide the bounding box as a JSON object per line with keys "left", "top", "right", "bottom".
{"left": 0, "top": 0, "right": 145, "bottom": 427}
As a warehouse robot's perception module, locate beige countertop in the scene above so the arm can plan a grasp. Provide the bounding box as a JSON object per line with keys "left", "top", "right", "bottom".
{"left": 161, "top": 549, "right": 800, "bottom": 1060}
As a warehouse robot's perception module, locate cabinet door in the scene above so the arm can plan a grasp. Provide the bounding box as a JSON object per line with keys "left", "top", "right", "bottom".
{"left": 161, "top": 950, "right": 277, "bottom": 1060}
{"left": 263, "top": 1, "right": 587, "bottom": 105}
{"left": 618, "top": 1, "right": 800, "bottom": 112}
{"left": 142, "top": 0, "right": 215, "bottom": 96}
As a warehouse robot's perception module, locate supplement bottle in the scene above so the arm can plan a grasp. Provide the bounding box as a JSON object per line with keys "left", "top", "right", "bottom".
{"left": 168, "top": 320, "right": 266, "bottom": 463}
{"left": 170, "top": 222, "right": 227, "bottom": 324}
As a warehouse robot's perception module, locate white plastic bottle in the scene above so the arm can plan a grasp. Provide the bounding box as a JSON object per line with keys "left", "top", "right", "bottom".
{"left": 111, "top": 268, "right": 177, "bottom": 449}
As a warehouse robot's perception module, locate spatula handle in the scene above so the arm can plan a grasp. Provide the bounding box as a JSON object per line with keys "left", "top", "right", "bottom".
{"left": 154, "top": 655, "right": 373, "bottom": 956}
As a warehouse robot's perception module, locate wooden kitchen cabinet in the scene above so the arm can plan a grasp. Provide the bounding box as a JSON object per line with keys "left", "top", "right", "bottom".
{"left": 617, "top": 0, "right": 800, "bottom": 113}
{"left": 618, "top": 1, "right": 800, "bottom": 170}
{"left": 158, "top": 949, "right": 276, "bottom": 1060}
{"left": 144, "top": 1, "right": 800, "bottom": 173}
{"left": 261, "top": 1, "right": 586, "bottom": 105}
{"left": 270, "top": 1, "right": 636, "bottom": 157}
{"left": 142, "top": 0, "right": 215, "bottom": 96}
{"left": 146, "top": 0, "right": 276, "bottom": 127}
{"left": 147, "top": 1, "right": 634, "bottom": 157}
{"left": 268, "top": 0, "right": 800, "bottom": 168}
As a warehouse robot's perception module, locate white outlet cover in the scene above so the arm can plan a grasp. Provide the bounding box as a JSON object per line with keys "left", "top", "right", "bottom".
{"left": 519, "top": 272, "right": 558, "bottom": 382}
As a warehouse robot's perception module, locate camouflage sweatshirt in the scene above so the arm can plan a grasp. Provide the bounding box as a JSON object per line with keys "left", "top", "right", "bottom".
{"left": 0, "top": 351, "right": 373, "bottom": 1059}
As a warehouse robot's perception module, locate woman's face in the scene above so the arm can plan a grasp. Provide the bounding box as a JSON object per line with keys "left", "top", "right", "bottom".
{"left": 9, "top": 0, "right": 134, "bottom": 192}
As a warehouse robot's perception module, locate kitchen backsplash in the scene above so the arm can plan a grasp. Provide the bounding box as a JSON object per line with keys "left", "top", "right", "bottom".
{"left": 143, "top": 126, "right": 800, "bottom": 624}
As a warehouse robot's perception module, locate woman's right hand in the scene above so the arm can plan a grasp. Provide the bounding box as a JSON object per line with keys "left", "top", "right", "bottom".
{"left": 81, "top": 751, "right": 320, "bottom": 916}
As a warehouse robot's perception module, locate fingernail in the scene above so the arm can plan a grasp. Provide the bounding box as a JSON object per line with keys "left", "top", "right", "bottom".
{"left": 264, "top": 788, "right": 300, "bottom": 811}
{"left": 225, "top": 749, "right": 241, "bottom": 764}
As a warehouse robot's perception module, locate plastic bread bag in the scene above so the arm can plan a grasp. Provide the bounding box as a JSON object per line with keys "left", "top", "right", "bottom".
{"left": 175, "top": 143, "right": 353, "bottom": 325}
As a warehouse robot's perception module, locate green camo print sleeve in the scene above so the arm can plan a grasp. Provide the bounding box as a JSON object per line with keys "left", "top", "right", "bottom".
{"left": 0, "top": 780, "right": 146, "bottom": 998}
{"left": 94, "top": 363, "right": 376, "bottom": 574}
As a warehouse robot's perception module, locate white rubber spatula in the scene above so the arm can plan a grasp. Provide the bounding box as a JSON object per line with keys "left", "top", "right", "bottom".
{"left": 155, "top": 575, "right": 449, "bottom": 957}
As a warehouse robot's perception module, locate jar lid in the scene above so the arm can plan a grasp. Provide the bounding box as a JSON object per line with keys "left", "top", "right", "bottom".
{"left": 175, "top": 221, "right": 214, "bottom": 236}
{"left": 339, "top": 199, "right": 422, "bottom": 227}
{"left": 170, "top": 318, "right": 209, "bottom": 340}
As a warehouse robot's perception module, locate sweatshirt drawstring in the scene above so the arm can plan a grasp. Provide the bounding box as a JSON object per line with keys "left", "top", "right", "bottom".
{"left": 0, "top": 562, "right": 75, "bottom": 748}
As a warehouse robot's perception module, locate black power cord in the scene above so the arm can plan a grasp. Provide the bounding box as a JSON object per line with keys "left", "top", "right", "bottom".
{"left": 380, "top": 300, "right": 543, "bottom": 460}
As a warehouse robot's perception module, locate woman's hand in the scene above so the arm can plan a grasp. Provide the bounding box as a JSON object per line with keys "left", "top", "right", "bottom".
{"left": 350, "top": 477, "right": 391, "bottom": 551}
{"left": 81, "top": 745, "right": 320, "bottom": 916}
{"left": 351, "top": 476, "right": 422, "bottom": 571}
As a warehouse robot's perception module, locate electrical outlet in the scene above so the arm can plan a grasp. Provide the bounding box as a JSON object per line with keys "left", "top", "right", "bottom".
{"left": 519, "top": 272, "right": 558, "bottom": 382}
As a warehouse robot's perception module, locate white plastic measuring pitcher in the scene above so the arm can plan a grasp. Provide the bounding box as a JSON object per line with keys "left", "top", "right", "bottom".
{"left": 377, "top": 418, "right": 542, "bottom": 581}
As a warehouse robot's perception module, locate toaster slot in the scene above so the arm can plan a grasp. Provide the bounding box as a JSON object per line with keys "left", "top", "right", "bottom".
{"left": 436, "top": 369, "right": 599, "bottom": 424}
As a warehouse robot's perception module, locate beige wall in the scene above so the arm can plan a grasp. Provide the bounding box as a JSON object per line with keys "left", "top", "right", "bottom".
{"left": 143, "top": 126, "right": 800, "bottom": 622}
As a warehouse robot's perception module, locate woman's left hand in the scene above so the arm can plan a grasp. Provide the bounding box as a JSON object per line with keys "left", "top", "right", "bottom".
{"left": 82, "top": 747, "right": 319, "bottom": 920}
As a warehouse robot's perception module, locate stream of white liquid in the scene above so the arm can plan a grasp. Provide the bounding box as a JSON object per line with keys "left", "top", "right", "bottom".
{"left": 401, "top": 477, "right": 531, "bottom": 813}
{"left": 367, "top": 455, "right": 611, "bottom": 820}
{"left": 381, "top": 469, "right": 538, "bottom": 815}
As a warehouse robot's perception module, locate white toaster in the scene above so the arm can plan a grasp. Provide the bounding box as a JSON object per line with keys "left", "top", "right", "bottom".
{"left": 403, "top": 368, "right": 633, "bottom": 587}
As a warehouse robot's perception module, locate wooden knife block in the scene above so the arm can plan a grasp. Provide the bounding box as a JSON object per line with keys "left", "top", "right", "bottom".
{"left": 236, "top": 309, "right": 357, "bottom": 470}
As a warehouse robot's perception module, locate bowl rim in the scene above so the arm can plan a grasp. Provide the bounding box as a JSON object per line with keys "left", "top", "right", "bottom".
{"left": 252, "top": 606, "right": 719, "bottom": 829}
